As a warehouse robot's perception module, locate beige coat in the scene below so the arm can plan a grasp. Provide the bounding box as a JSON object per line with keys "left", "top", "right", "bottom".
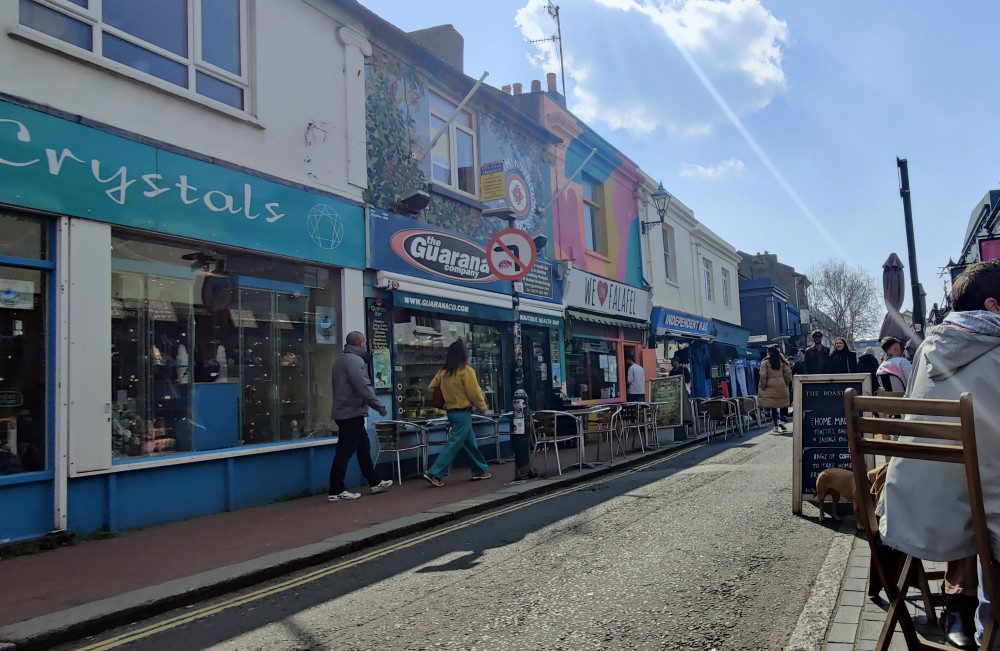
{"left": 757, "top": 358, "right": 791, "bottom": 408}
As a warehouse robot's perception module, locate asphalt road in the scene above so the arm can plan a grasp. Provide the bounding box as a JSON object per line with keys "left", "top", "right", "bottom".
{"left": 67, "top": 428, "right": 838, "bottom": 651}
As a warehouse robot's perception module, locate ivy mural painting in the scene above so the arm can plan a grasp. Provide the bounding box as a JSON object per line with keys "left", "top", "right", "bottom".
{"left": 364, "top": 48, "right": 552, "bottom": 244}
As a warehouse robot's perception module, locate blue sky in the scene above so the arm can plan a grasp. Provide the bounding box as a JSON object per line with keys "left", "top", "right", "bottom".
{"left": 359, "top": 0, "right": 997, "bottom": 315}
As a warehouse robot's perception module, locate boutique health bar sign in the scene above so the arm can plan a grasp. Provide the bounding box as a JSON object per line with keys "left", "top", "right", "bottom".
{"left": 0, "top": 100, "right": 364, "bottom": 269}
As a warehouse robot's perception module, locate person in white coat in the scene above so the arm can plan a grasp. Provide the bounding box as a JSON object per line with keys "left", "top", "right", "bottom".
{"left": 877, "top": 259, "right": 1000, "bottom": 648}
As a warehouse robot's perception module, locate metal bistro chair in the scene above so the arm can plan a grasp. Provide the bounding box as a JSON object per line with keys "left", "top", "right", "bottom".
{"left": 689, "top": 397, "right": 710, "bottom": 436}
{"left": 844, "top": 388, "right": 999, "bottom": 651}
{"left": 579, "top": 405, "right": 623, "bottom": 463}
{"left": 620, "top": 402, "right": 655, "bottom": 452}
{"left": 703, "top": 399, "right": 738, "bottom": 442}
{"left": 373, "top": 420, "right": 428, "bottom": 485}
{"left": 737, "top": 396, "right": 765, "bottom": 431}
{"left": 529, "top": 410, "right": 584, "bottom": 476}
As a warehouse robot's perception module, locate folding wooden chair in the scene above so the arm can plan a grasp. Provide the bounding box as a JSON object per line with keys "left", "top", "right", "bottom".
{"left": 844, "top": 388, "right": 1000, "bottom": 651}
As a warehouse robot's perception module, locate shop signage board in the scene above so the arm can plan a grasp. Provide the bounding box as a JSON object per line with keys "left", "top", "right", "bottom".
{"left": 0, "top": 100, "right": 365, "bottom": 269}
{"left": 370, "top": 209, "right": 512, "bottom": 294}
{"left": 791, "top": 373, "right": 871, "bottom": 515}
{"left": 519, "top": 312, "right": 562, "bottom": 328}
{"left": 648, "top": 376, "right": 682, "bottom": 427}
{"left": 650, "top": 306, "right": 713, "bottom": 338}
{"left": 394, "top": 291, "right": 513, "bottom": 322}
{"left": 565, "top": 269, "right": 649, "bottom": 319}
{"left": 521, "top": 259, "right": 553, "bottom": 299}
{"left": 366, "top": 298, "right": 392, "bottom": 393}
{"left": 486, "top": 228, "right": 536, "bottom": 282}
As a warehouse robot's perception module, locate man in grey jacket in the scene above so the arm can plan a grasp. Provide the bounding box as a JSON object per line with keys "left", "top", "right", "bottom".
{"left": 328, "top": 331, "right": 391, "bottom": 501}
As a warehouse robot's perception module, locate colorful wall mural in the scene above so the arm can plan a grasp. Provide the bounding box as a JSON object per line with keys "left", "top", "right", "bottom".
{"left": 364, "top": 47, "right": 554, "bottom": 244}
{"left": 540, "top": 95, "right": 644, "bottom": 288}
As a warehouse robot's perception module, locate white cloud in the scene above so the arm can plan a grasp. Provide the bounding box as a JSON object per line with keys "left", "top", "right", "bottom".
{"left": 515, "top": 0, "right": 788, "bottom": 137}
{"left": 680, "top": 158, "right": 746, "bottom": 178}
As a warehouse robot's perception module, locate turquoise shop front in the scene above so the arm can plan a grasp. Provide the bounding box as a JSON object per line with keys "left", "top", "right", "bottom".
{"left": 0, "top": 98, "right": 366, "bottom": 541}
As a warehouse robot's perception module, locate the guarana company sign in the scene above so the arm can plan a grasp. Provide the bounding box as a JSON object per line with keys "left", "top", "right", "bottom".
{"left": 390, "top": 229, "right": 498, "bottom": 283}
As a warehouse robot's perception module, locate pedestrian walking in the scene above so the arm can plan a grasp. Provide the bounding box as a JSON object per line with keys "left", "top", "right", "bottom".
{"left": 328, "top": 331, "right": 392, "bottom": 501}
{"left": 758, "top": 345, "right": 791, "bottom": 431}
{"left": 423, "top": 341, "right": 491, "bottom": 487}
{"left": 625, "top": 352, "right": 646, "bottom": 402}
{"left": 828, "top": 337, "right": 858, "bottom": 374}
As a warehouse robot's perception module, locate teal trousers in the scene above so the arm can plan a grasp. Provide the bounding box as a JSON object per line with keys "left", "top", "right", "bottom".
{"left": 427, "top": 410, "right": 488, "bottom": 477}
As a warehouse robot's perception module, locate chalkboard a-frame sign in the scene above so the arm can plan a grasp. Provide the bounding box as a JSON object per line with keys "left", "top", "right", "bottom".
{"left": 792, "top": 373, "right": 872, "bottom": 515}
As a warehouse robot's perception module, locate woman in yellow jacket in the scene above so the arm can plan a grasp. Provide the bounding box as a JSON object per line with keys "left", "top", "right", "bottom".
{"left": 423, "top": 341, "right": 491, "bottom": 486}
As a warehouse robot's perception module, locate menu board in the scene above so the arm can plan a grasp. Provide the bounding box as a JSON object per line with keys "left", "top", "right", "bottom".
{"left": 792, "top": 373, "right": 870, "bottom": 514}
{"left": 648, "top": 376, "right": 682, "bottom": 427}
{"left": 366, "top": 298, "right": 392, "bottom": 393}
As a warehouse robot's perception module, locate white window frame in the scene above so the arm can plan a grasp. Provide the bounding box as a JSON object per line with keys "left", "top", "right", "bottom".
{"left": 582, "top": 173, "right": 604, "bottom": 254}
{"left": 721, "top": 268, "right": 731, "bottom": 307}
{"left": 17, "top": 0, "right": 251, "bottom": 113}
{"left": 661, "top": 224, "right": 676, "bottom": 282}
{"left": 702, "top": 258, "right": 714, "bottom": 302}
{"left": 428, "top": 89, "right": 478, "bottom": 197}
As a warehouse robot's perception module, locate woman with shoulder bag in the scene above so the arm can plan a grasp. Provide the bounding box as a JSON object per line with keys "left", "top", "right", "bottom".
{"left": 423, "top": 341, "right": 491, "bottom": 487}
{"left": 758, "top": 345, "right": 792, "bottom": 431}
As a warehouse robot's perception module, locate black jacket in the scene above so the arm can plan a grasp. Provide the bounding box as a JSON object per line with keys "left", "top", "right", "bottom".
{"left": 830, "top": 348, "right": 859, "bottom": 374}
{"left": 857, "top": 353, "right": 879, "bottom": 386}
{"left": 804, "top": 345, "right": 831, "bottom": 374}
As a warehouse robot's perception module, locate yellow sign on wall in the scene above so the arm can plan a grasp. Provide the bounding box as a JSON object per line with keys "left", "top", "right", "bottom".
{"left": 480, "top": 161, "right": 505, "bottom": 201}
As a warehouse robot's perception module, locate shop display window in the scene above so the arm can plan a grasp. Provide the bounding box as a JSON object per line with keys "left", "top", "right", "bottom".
{"left": 392, "top": 311, "right": 504, "bottom": 419}
{"left": 110, "top": 232, "right": 340, "bottom": 460}
{"left": 565, "top": 338, "right": 619, "bottom": 402}
{"left": 0, "top": 213, "right": 48, "bottom": 475}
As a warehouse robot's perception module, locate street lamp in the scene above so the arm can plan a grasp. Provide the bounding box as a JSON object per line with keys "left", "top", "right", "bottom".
{"left": 640, "top": 182, "right": 672, "bottom": 234}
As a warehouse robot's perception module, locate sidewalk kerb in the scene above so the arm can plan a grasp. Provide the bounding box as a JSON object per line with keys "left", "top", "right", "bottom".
{"left": 785, "top": 524, "right": 857, "bottom": 650}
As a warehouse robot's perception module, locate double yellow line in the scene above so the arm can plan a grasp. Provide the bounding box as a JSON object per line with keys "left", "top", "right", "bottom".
{"left": 77, "top": 447, "right": 695, "bottom": 650}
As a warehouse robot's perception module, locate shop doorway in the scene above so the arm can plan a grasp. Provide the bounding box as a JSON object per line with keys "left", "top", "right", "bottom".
{"left": 523, "top": 326, "right": 554, "bottom": 411}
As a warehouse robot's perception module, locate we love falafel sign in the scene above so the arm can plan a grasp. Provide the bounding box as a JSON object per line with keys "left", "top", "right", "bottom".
{"left": 564, "top": 268, "right": 649, "bottom": 319}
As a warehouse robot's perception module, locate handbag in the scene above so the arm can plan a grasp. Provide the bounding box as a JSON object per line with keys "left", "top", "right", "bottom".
{"left": 430, "top": 373, "right": 446, "bottom": 409}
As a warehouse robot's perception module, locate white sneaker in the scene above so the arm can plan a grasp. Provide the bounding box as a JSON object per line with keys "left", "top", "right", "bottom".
{"left": 328, "top": 490, "right": 360, "bottom": 501}
{"left": 370, "top": 480, "right": 393, "bottom": 494}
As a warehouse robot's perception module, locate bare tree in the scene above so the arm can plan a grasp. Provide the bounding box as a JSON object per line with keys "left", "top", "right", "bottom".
{"left": 807, "top": 259, "right": 883, "bottom": 343}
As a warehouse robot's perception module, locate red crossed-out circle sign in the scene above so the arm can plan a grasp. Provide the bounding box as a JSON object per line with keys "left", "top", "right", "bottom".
{"left": 486, "top": 228, "right": 536, "bottom": 282}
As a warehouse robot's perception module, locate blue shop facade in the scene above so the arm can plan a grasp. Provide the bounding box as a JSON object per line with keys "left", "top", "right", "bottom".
{"left": 0, "top": 99, "right": 368, "bottom": 542}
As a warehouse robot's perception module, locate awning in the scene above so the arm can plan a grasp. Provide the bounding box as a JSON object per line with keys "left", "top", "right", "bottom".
{"left": 567, "top": 308, "right": 644, "bottom": 330}
{"left": 711, "top": 319, "right": 750, "bottom": 347}
{"left": 650, "top": 306, "right": 714, "bottom": 340}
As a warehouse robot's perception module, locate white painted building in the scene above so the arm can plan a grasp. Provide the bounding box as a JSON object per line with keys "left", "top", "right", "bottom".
{"left": 0, "top": 0, "right": 379, "bottom": 541}
{"left": 637, "top": 174, "right": 747, "bottom": 396}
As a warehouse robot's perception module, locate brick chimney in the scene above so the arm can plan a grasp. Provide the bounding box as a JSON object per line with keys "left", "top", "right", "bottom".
{"left": 501, "top": 85, "right": 512, "bottom": 94}
{"left": 547, "top": 72, "right": 557, "bottom": 92}
{"left": 512, "top": 82, "right": 523, "bottom": 95}
{"left": 531, "top": 79, "right": 541, "bottom": 92}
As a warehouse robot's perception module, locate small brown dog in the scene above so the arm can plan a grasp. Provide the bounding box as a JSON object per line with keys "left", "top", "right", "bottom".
{"left": 815, "top": 467, "right": 862, "bottom": 529}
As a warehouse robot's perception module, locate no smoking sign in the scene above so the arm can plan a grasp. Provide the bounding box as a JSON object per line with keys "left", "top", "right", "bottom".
{"left": 486, "top": 228, "right": 537, "bottom": 282}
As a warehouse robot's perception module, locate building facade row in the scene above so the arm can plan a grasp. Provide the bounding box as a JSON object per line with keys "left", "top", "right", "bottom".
{"left": 0, "top": 0, "right": 749, "bottom": 542}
